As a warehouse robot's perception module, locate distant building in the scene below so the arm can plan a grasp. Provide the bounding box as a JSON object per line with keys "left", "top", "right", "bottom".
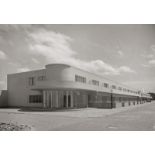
{"left": 0, "top": 90, "right": 8, "bottom": 107}
{"left": 7, "top": 64, "right": 152, "bottom": 109}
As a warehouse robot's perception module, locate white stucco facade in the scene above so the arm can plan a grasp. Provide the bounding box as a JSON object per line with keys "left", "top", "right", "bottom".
{"left": 7, "top": 64, "right": 152, "bottom": 109}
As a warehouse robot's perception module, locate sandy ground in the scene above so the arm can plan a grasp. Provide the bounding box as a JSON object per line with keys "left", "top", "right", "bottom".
{"left": 0, "top": 101, "right": 154, "bottom": 131}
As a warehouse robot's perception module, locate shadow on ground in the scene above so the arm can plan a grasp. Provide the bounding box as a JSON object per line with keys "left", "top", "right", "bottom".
{"left": 18, "top": 107, "right": 86, "bottom": 112}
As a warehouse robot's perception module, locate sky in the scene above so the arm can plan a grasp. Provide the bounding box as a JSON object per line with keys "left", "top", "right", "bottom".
{"left": 0, "top": 24, "right": 155, "bottom": 92}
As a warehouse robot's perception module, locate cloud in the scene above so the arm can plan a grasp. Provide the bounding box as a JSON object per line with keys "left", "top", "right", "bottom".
{"left": 0, "top": 24, "right": 32, "bottom": 33}
{"left": 32, "top": 58, "right": 40, "bottom": 64}
{"left": 118, "top": 66, "right": 136, "bottom": 73}
{"left": 17, "top": 67, "right": 30, "bottom": 73}
{"left": 88, "top": 60, "right": 119, "bottom": 75}
{"left": 8, "top": 62, "right": 20, "bottom": 67}
{"left": 7, "top": 61, "right": 31, "bottom": 73}
{"left": 141, "top": 53, "right": 154, "bottom": 59}
{"left": 28, "top": 29, "right": 75, "bottom": 61}
{"left": 147, "top": 54, "right": 154, "bottom": 59}
{"left": 0, "top": 50, "right": 7, "bottom": 60}
{"left": 123, "top": 80, "right": 155, "bottom": 92}
{"left": 141, "top": 52, "right": 155, "bottom": 67}
{"left": 117, "top": 50, "right": 124, "bottom": 57}
{"left": 141, "top": 59, "right": 155, "bottom": 68}
{"left": 80, "top": 60, "right": 135, "bottom": 75}
{"left": 151, "top": 45, "right": 155, "bottom": 52}
{"left": 28, "top": 29, "right": 136, "bottom": 76}
{"left": 149, "top": 59, "right": 155, "bottom": 65}
{"left": 141, "top": 64, "right": 150, "bottom": 68}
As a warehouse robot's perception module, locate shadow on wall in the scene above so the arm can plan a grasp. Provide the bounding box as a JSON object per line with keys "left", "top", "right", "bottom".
{"left": 0, "top": 90, "right": 8, "bottom": 107}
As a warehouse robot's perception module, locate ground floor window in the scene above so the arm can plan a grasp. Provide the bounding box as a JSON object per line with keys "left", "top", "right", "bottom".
{"left": 29, "top": 95, "right": 43, "bottom": 103}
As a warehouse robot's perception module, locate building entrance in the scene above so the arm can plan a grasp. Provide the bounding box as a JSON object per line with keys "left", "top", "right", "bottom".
{"left": 63, "top": 93, "right": 72, "bottom": 108}
{"left": 63, "top": 95, "right": 67, "bottom": 108}
{"left": 68, "top": 95, "right": 71, "bottom": 107}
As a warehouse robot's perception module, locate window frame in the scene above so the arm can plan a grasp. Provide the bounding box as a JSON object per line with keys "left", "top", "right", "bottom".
{"left": 28, "top": 77, "right": 35, "bottom": 86}
{"left": 29, "top": 95, "right": 43, "bottom": 103}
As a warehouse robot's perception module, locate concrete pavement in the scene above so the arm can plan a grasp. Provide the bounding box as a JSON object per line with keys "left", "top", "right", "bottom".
{"left": 0, "top": 101, "right": 154, "bottom": 130}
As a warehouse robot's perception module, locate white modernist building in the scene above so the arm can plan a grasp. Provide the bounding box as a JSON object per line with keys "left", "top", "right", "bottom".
{"left": 7, "top": 64, "right": 152, "bottom": 109}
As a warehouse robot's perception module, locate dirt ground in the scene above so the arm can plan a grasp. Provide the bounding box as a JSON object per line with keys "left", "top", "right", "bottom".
{"left": 0, "top": 101, "right": 154, "bottom": 131}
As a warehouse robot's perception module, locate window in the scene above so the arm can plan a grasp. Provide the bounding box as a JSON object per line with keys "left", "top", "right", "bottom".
{"left": 103, "top": 83, "right": 109, "bottom": 88}
{"left": 29, "top": 95, "right": 43, "bottom": 103}
{"left": 38, "top": 76, "right": 46, "bottom": 81}
{"left": 102, "top": 96, "right": 108, "bottom": 102}
{"left": 92, "top": 80, "right": 99, "bottom": 86}
{"left": 112, "top": 85, "right": 116, "bottom": 89}
{"left": 118, "top": 87, "right": 122, "bottom": 91}
{"left": 75, "top": 75, "right": 86, "bottom": 83}
{"left": 29, "top": 77, "right": 35, "bottom": 86}
{"left": 123, "top": 88, "right": 128, "bottom": 92}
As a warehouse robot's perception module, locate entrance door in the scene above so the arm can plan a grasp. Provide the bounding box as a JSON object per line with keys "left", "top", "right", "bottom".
{"left": 63, "top": 95, "right": 67, "bottom": 108}
{"left": 68, "top": 95, "right": 71, "bottom": 107}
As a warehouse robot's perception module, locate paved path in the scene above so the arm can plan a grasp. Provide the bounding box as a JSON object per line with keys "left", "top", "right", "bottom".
{"left": 0, "top": 101, "right": 155, "bottom": 130}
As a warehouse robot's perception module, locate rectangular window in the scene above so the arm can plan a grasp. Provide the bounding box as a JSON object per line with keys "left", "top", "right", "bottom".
{"left": 29, "top": 95, "right": 43, "bottom": 103}
{"left": 122, "top": 102, "right": 125, "bottom": 107}
{"left": 29, "top": 77, "right": 35, "bottom": 86}
{"left": 92, "top": 80, "right": 99, "bottom": 86}
{"left": 103, "top": 83, "right": 109, "bottom": 88}
{"left": 118, "top": 87, "right": 122, "bottom": 91}
{"left": 123, "top": 88, "right": 128, "bottom": 92}
{"left": 38, "top": 76, "right": 46, "bottom": 81}
{"left": 112, "top": 85, "right": 116, "bottom": 89}
{"left": 75, "top": 75, "right": 86, "bottom": 83}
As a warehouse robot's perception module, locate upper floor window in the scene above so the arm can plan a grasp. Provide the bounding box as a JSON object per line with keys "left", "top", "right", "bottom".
{"left": 75, "top": 75, "right": 86, "bottom": 83}
{"left": 92, "top": 80, "right": 99, "bottom": 86}
{"left": 123, "top": 88, "right": 127, "bottom": 92}
{"left": 103, "top": 83, "right": 109, "bottom": 88}
{"left": 112, "top": 85, "right": 116, "bottom": 89}
{"left": 118, "top": 87, "right": 122, "bottom": 91}
{"left": 29, "top": 77, "right": 35, "bottom": 86}
{"left": 38, "top": 76, "right": 46, "bottom": 81}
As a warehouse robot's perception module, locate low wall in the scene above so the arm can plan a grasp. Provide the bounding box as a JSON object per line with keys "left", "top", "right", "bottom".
{"left": 0, "top": 90, "right": 8, "bottom": 107}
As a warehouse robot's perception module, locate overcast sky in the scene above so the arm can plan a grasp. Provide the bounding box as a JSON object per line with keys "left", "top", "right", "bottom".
{"left": 0, "top": 24, "right": 155, "bottom": 92}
